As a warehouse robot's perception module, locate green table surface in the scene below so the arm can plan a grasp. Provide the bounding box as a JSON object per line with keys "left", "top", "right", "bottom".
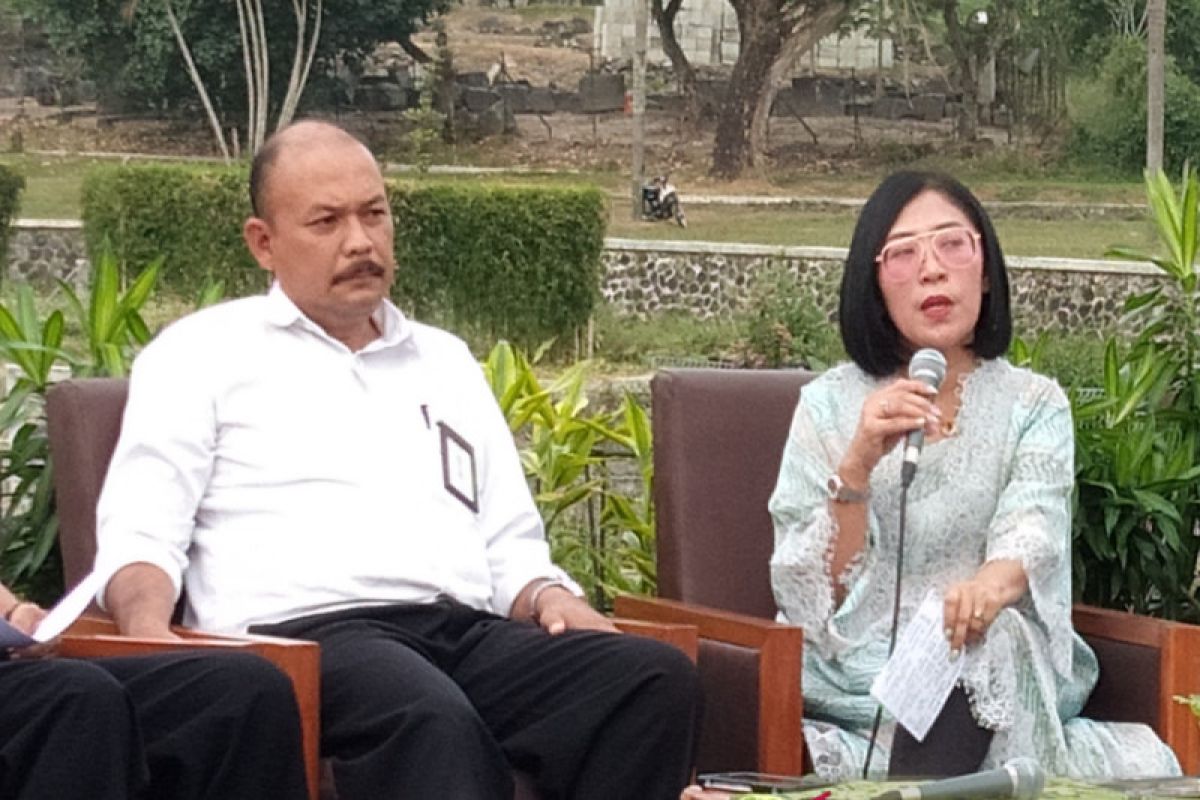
{"left": 738, "top": 777, "right": 1200, "bottom": 800}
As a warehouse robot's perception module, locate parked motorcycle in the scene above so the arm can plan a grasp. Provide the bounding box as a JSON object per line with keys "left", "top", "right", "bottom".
{"left": 641, "top": 175, "right": 687, "bottom": 227}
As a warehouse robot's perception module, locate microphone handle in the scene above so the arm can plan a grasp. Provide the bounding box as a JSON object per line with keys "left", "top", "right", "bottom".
{"left": 901, "top": 428, "right": 924, "bottom": 487}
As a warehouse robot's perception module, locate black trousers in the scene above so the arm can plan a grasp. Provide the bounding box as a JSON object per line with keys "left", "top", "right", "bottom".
{"left": 0, "top": 651, "right": 308, "bottom": 800}
{"left": 888, "top": 686, "right": 994, "bottom": 779}
{"left": 255, "top": 597, "right": 702, "bottom": 800}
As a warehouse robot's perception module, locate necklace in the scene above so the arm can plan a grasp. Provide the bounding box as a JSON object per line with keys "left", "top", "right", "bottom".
{"left": 939, "top": 367, "right": 974, "bottom": 437}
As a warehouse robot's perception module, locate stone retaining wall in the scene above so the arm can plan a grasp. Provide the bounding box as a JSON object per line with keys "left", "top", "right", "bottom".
{"left": 5, "top": 220, "right": 87, "bottom": 289}
{"left": 5, "top": 221, "right": 1165, "bottom": 337}
{"left": 600, "top": 239, "right": 1164, "bottom": 337}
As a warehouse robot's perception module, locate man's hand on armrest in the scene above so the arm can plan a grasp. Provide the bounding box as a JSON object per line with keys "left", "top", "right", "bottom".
{"left": 512, "top": 579, "right": 618, "bottom": 635}
{"left": 105, "top": 563, "right": 181, "bottom": 640}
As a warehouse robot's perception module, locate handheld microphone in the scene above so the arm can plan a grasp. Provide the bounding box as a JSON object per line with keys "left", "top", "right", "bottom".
{"left": 900, "top": 348, "right": 947, "bottom": 488}
{"left": 871, "top": 758, "right": 1045, "bottom": 800}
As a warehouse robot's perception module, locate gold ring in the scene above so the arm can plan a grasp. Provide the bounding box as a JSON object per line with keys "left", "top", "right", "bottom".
{"left": 973, "top": 609, "right": 984, "bottom": 620}
{"left": 881, "top": 399, "right": 891, "bottom": 415}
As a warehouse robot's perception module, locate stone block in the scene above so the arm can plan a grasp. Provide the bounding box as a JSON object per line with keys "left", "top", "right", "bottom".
{"left": 462, "top": 86, "right": 502, "bottom": 113}
{"left": 911, "top": 92, "right": 945, "bottom": 122}
{"left": 528, "top": 87, "right": 556, "bottom": 114}
{"left": 357, "top": 82, "right": 407, "bottom": 111}
{"left": 872, "top": 96, "right": 911, "bottom": 120}
{"left": 458, "top": 71, "right": 491, "bottom": 88}
{"left": 578, "top": 73, "right": 625, "bottom": 113}
{"left": 496, "top": 83, "right": 531, "bottom": 113}
{"left": 552, "top": 90, "right": 582, "bottom": 113}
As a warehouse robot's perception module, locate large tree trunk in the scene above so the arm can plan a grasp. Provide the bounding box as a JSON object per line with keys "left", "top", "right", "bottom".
{"left": 748, "top": 1, "right": 850, "bottom": 162}
{"left": 651, "top": 0, "right": 700, "bottom": 127}
{"left": 941, "top": 0, "right": 977, "bottom": 141}
{"left": 710, "top": 0, "right": 785, "bottom": 179}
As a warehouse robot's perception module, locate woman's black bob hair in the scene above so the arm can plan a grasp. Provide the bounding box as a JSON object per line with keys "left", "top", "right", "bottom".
{"left": 838, "top": 170, "right": 1012, "bottom": 377}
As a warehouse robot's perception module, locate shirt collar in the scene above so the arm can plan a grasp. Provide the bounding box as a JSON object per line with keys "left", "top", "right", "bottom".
{"left": 263, "top": 282, "right": 412, "bottom": 353}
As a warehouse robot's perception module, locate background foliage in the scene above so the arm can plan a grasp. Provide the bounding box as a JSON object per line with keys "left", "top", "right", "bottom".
{"left": 483, "top": 341, "right": 655, "bottom": 609}
{"left": 1070, "top": 167, "right": 1200, "bottom": 622}
{"left": 1068, "top": 37, "right": 1200, "bottom": 175}
{"left": 81, "top": 165, "right": 607, "bottom": 347}
{"left": 0, "top": 165, "right": 25, "bottom": 274}
{"left": 81, "top": 165, "right": 260, "bottom": 299}
{"left": 0, "top": 246, "right": 159, "bottom": 602}
{"left": 12, "top": 0, "right": 448, "bottom": 116}
{"left": 389, "top": 182, "right": 605, "bottom": 349}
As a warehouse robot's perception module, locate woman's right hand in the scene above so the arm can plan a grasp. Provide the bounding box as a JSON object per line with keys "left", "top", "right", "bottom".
{"left": 842, "top": 379, "right": 940, "bottom": 480}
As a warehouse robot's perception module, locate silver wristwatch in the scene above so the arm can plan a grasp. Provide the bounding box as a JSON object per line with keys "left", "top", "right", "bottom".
{"left": 826, "top": 473, "right": 868, "bottom": 504}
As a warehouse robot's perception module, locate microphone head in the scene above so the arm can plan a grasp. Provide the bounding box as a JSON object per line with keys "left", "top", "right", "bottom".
{"left": 908, "top": 348, "right": 947, "bottom": 391}
{"left": 1006, "top": 757, "right": 1045, "bottom": 800}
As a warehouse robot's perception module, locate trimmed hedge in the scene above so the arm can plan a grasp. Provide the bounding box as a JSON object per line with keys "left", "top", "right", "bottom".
{"left": 391, "top": 183, "right": 605, "bottom": 348}
{"left": 81, "top": 164, "right": 607, "bottom": 346}
{"left": 81, "top": 165, "right": 264, "bottom": 299}
{"left": 0, "top": 164, "right": 25, "bottom": 272}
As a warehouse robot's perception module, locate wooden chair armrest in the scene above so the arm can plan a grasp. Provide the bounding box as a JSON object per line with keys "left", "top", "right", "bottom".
{"left": 1073, "top": 604, "right": 1200, "bottom": 775}
{"left": 612, "top": 617, "right": 699, "bottom": 662}
{"left": 58, "top": 616, "right": 322, "bottom": 800}
{"left": 614, "top": 595, "right": 804, "bottom": 774}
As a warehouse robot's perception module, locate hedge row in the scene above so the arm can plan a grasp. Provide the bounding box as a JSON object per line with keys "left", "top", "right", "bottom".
{"left": 0, "top": 164, "right": 25, "bottom": 272}
{"left": 81, "top": 165, "right": 606, "bottom": 347}
{"left": 81, "top": 165, "right": 263, "bottom": 299}
{"left": 391, "top": 184, "right": 604, "bottom": 347}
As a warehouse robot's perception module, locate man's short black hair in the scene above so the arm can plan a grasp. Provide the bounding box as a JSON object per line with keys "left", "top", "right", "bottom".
{"left": 248, "top": 121, "right": 372, "bottom": 219}
{"left": 248, "top": 133, "right": 287, "bottom": 219}
{"left": 838, "top": 170, "right": 1012, "bottom": 377}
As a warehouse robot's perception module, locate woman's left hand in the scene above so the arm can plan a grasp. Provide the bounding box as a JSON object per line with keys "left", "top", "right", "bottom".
{"left": 942, "top": 559, "right": 1029, "bottom": 655}
{"left": 943, "top": 579, "right": 1002, "bottom": 654}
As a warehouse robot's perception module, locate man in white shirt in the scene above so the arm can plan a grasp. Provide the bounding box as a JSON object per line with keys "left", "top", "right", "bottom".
{"left": 95, "top": 119, "right": 700, "bottom": 800}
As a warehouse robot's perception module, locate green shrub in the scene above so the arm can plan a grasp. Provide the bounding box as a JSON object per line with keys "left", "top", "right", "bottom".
{"left": 482, "top": 341, "right": 655, "bottom": 609}
{"left": 732, "top": 265, "right": 844, "bottom": 369}
{"left": 390, "top": 183, "right": 605, "bottom": 349}
{"left": 1070, "top": 168, "right": 1200, "bottom": 622}
{"left": 0, "top": 164, "right": 25, "bottom": 272}
{"left": 81, "top": 164, "right": 262, "bottom": 300}
{"left": 81, "top": 165, "right": 606, "bottom": 348}
{"left": 1068, "top": 37, "right": 1200, "bottom": 175}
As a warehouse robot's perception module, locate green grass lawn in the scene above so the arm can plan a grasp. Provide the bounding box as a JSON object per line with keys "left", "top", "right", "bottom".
{"left": 2, "top": 152, "right": 1162, "bottom": 261}
{"left": 609, "top": 206, "right": 1160, "bottom": 261}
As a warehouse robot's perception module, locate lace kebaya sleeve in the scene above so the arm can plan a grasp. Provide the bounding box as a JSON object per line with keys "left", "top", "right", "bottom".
{"left": 769, "top": 381, "right": 872, "bottom": 655}
{"left": 985, "top": 377, "right": 1076, "bottom": 677}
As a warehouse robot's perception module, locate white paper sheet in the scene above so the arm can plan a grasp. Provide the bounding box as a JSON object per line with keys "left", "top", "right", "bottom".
{"left": 869, "top": 588, "right": 964, "bottom": 742}
{"left": 32, "top": 570, "right": 109, "bottom": 643}
{"left": 0, "top": 570, "right": 110, "bottom": 650}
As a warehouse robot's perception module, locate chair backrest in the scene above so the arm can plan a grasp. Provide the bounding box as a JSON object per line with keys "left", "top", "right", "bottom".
{"left": 652, "top": 368, "right": 815, "bottom": 618}
{"left": 46, "top": 378, "right": 130, "bottom": 592}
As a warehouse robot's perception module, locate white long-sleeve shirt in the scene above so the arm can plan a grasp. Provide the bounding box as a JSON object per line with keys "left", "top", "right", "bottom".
{"left": 95, "top": 284, "right": 574, "bottom": 633}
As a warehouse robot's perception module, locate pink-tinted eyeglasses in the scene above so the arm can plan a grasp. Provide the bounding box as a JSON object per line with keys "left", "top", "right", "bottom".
{"left": 876, "top": 227, "right": 981, "bottom": 283}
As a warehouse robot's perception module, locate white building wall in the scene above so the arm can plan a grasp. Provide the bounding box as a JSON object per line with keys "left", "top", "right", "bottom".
{"left": 593, "top": 0, "right": 892, "bottom": 71}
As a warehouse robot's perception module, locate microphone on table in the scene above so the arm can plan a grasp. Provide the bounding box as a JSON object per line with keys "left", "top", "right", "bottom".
{"left": 900, "top": 348, "right": 947, "bottom": 488}
{"left": 871, "top": 758, "right": 1046, "bottom": 800}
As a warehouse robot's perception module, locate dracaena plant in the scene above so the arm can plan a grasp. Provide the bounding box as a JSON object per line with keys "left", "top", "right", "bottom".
{"left": 0, "top": 245, "right": 162, "bottom": 601}
{"left": 1071, "top": 167, "right": 1200, "bottom": 622}
{"left": 482, "top": 341, "right": 655, "bottom": 611}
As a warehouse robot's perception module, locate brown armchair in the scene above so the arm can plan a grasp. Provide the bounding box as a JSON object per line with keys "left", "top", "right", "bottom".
{"left": 46, "top": 377, "right": 698, "bottom": 800}
{"left": 614, "top": 368, "right": 1200, "bottom": 777}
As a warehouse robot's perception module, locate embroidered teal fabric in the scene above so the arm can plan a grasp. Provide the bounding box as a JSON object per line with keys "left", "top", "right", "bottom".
{"left": 768, "top": 360, "right": 1181, "bottom": 780}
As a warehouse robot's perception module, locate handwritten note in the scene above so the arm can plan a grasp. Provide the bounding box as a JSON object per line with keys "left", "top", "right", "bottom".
{"left": 870, "top": 588, "right": 963, "bottom": 741}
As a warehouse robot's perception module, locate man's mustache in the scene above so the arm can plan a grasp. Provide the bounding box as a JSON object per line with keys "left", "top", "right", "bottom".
{"left": 332, "top": 260, "right": 388, "bottom": 284}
